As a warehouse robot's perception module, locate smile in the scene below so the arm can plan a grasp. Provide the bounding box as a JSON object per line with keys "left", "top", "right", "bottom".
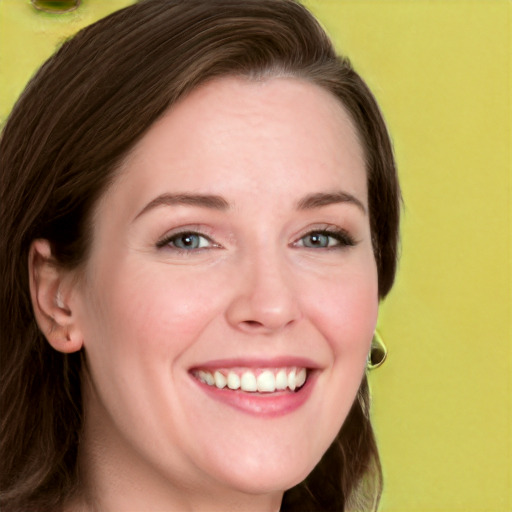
{"left": 189, "top": 359, "right": 317, "bottom": 416}
{"left": 193, "top": 367, "right": 308, "bottom": 393}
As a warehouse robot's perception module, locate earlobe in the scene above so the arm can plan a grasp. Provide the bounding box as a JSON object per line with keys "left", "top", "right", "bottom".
{"left": 28, "top": 239, "right": 83, "bottom": 353}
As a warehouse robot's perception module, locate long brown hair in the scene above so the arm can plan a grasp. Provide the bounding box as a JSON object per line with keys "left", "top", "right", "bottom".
{"left": 0, "top": 1, "right": 400, "bottom": 510}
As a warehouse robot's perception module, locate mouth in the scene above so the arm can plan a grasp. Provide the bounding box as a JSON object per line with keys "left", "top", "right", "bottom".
{"left": 189, "top": 363, "right": 316, "bottom": 416}
{"left": 192, "top": 367, "right": 308, "bottom": 393}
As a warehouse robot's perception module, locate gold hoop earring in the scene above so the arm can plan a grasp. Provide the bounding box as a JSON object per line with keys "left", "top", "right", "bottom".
{"left": 367, "top": 330, "right": 387, "bottom": 370}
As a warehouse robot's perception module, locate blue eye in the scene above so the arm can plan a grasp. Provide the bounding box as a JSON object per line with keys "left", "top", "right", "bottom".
{"left": 157, "top": 232, "right": 212, "bottom": 250}
{"left": 297, "top": 230, "right": 355, "bottom": 249}
{"left": 301, "top": 232, "right": 332, "bottom": 248}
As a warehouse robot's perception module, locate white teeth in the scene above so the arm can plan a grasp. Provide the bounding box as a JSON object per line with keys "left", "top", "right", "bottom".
{"left": 227, "top": 372, "right": 240, "bottom": 390}
{"left": 198, "top": 370, "right": 214, "bottom": 386}
{"left": 288, "top": 368, "right": 297, "bottom": 391}
{"left": 240, "top": 371, "right": 258, "bottom": 392}
{"left": 275, "top": 369, "right": 288, "bottom": 390}
{"left": 296, "top": 367, "right": 307, "bottom": 388}
{"left": 214, "top": 371, "right": 226, "bottom": 389}
{"left": 257, "top": 370, "right": 276, "bottom": 392}
{"left": 196, "top": 367, "right": 308, "bottom": 393}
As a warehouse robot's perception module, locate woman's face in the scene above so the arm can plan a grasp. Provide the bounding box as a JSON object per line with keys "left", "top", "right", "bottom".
{"left": 70, "top": 76, "right": 378, "bottom": 504}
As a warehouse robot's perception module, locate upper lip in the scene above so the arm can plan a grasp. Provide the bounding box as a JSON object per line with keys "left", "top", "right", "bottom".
{"left": 189, "top": 356, "right": 321, "bottom": 372}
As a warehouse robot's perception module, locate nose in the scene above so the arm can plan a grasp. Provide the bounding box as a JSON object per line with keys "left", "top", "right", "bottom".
{"left": 225, "top": 249, "right": 302, "bottom": 334}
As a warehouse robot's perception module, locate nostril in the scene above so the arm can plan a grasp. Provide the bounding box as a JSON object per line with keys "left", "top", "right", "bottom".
{"left": 243, "top": 320, "right": 264, "bottom": 328}
{"left": 239, "top": 317, "right": 295, "bottom": 333}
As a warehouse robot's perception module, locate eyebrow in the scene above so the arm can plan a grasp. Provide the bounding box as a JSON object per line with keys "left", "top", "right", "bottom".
{"left": 134, "top": 189, "right": 366, "bottom": 221}
{"left": 296, "top": 191, "right": 367, "bottom": 214}
{"left": 134, "top": 193, "right": 230, "bottom": 220}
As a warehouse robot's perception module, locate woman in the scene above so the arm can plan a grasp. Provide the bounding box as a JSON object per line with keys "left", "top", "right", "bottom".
{"left": 0, "top": 0, "right": 400, "bottom": 510}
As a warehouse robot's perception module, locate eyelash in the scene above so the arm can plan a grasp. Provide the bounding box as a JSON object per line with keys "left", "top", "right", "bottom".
{"left": 156, "top": 227, "right": 356, "bottom": 253}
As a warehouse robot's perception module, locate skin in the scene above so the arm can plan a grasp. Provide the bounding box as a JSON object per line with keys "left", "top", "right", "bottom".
{"left": 32, "top": 76, "right": 379, "bottom": 511}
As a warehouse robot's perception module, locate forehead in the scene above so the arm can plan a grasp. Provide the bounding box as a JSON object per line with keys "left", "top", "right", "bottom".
{"left": 98, "top": 76, "right": 367, "bottom": 216}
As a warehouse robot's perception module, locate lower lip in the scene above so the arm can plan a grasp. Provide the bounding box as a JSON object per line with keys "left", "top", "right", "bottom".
{"left": 191, "top": 373, "right": 316, "bottom": 417}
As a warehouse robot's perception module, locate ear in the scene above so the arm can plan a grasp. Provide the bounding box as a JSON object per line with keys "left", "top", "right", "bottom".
{"left": 28, "top": 239, "right": 83, "bottom": 353}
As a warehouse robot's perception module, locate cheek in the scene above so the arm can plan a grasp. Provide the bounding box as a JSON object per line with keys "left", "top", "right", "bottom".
{"left": 302, "top": 260, "right": 379, "bottom": 359}
{"left": 290, "top": 257, "right": 378, "bottom": 457}
{"left": 77, "top": 261, "right": 225, "bottom": 438}
{"left": 81, "top": 261, "right": 223, "bottom": 363}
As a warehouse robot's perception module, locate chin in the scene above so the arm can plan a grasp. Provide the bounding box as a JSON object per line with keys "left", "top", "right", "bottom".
{"left": 199, "top": 443, "right": 323, "bottom": 496}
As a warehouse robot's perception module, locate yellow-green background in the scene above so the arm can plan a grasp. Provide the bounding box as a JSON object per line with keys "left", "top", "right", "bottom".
{"left": 1, "top": 1, "right": 510, "bottom": 510}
